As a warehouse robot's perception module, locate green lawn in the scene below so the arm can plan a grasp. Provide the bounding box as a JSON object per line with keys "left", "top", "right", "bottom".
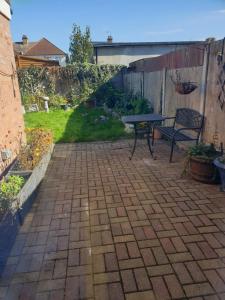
{"left": 24, "top": 106, "right": 128, "bottom": 143}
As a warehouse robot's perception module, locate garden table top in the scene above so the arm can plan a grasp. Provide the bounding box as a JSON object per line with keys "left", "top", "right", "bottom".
{"left": 122, "top": 113, "right": 166, "bottom": 124}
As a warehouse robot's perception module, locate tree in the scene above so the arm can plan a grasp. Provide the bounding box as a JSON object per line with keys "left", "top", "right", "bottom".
{"left": 69, "top": 24, "right": 93, "bottom": 64}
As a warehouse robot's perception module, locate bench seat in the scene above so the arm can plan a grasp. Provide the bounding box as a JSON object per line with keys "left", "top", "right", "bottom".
{"left": 158, "top": 126, "right": 194, "bottom": 141}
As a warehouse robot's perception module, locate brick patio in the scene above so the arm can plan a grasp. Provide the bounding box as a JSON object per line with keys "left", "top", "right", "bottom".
{"left": 1, "top": 140, "right": 225, "bottom": 300}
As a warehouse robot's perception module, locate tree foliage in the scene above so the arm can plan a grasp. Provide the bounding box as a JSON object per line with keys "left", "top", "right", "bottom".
{"left": 69, "top": 24, "right": 93, "bottom": 63}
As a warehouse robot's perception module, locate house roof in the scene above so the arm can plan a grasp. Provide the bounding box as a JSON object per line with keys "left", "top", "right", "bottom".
{"left": 93, "top": 41, "right": 205, "bottom": 48}
{"left": 14, "top": 38, "right": 66, "bottom": 56}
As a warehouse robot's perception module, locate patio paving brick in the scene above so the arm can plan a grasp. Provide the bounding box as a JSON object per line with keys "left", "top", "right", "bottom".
{"left": 1, "top": 140, "right": 225, "bottom": 299}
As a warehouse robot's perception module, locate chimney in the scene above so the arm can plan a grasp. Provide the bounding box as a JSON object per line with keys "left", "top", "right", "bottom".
{"left": 22, "top": 35, "right": 28, "bottom": 45}
{"left": 107, "top": 35, "right": 113, "bottom": 43}
{"left": 205, "top": 37, "right": 216, "bottom": 43}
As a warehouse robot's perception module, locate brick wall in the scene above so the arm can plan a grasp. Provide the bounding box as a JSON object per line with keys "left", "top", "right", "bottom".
{"left": 0, "top": 10, "right": 25, "bottom": 175}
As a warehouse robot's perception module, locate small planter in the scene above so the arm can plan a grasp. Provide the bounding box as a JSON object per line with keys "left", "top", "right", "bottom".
{"left": 189, "top": 156, "right": 220, "bottom": 184}
{"left": 153, "top": 128, "right": 162, "bottom": 140}
{"left": 214, "top": 158, "right": 225, "bottom": 191}
{"left": 0, "top": 144, "right": 54, "bottom": 276}
{"left": 175, "top": 82, "right": 197, "bottom": 95}
{"left": 9, "top": 144, "right": 54, "bottom": 211}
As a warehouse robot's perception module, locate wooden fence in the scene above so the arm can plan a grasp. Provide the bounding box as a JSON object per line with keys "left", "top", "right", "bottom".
{"left": 122, "top": 39, "right": 225, "bottom": 148}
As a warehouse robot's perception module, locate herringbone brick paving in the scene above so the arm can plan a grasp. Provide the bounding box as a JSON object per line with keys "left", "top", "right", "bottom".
{"left": 1, "top": 140, "right": 225, "bottom": 299}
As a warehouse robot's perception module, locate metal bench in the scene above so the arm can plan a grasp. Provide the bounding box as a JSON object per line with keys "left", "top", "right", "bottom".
{"left": 152, "top": 108, "right": 204, "bottom": 162}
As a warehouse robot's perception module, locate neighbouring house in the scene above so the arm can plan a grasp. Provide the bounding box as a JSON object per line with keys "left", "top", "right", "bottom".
{"left": 93, "top": 36, "right": 204, "bottom": 66}
{"left": 14, "top": 36, "right": 67, "bottom": 67}
{"left": 0, "top": 0, "right": 25, "bottom": 176}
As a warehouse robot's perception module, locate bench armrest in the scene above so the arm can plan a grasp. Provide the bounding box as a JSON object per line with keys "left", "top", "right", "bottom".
{"left": 171, "top": 127, "right": 202, "bottom": 139}
{"left": 176, "top": 127, "right": 202, "bottom": 132}
{"left": 162, "top": 116, "right": 176, "bottom": 120}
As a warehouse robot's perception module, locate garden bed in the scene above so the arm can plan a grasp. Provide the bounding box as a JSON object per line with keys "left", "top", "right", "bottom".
{"left": 0, "top": 144, "right": 54, "bottom": 276}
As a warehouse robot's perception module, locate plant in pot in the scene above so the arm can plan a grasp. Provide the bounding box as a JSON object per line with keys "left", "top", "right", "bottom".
{"left": 214, "top": 155, "right": 225, "bottom": 191}
{"left": 185, "top": 143, "right": 222, "bottom": 184}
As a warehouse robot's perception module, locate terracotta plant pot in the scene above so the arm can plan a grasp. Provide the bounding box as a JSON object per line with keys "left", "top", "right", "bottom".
{"left": 189, "top": 156, "right": 220, "bottom": 184}
{"left": 153, "top": 128, "right": 162, "bottom": 140}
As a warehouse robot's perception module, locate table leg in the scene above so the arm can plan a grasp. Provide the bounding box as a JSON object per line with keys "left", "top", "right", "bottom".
{"left": 147, "top": 133, "right": 154, "bottom": 157}
{"left": 130, "top": 128, "right": 137, "bottom": 160}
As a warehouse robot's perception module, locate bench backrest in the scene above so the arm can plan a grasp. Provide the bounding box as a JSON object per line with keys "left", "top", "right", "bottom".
{"left": 175, "top": 108, "right": 204, "bottom": 131}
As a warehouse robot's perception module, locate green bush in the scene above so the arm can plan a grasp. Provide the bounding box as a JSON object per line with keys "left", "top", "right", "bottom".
{"left": 94, "top": 82, "right": 153, "bottom": 115}
{"left": 188, "top": 143, "right": 220, "bottom": 161}
{"left": 115, "top": 93, "right": 153, "bottom": 115}
{"left": 94, "top": 82, "right": 124, "bottom": 108}
{"left": 18, "top": 64, "right": 123, "bottom": 99}
{"left": 18, "top": 65, "right": 153, "bottom": 114}
{"left": 49, "top": 94, "right": 67, "bottom": 108}
{"left": 0, "top": 176, "right": 25, "bottom": 213}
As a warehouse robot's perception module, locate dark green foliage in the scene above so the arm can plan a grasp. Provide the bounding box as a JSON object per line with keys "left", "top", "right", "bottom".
{"left": 18, "top": 64, "right": 124, "bottom": 107}
{"left": 188, "top": 143, "right": 220, "bottom": 160}
{"left": 115, "top": 92, "right": 153, "bottom": 115}
{"left": 18, "top": 65, "right": 152, "bottom": 115}
{"left": 69, "top": 24, "right": 93, "bottom": 63}
{"left": 94, "top": 82, "right": 153, "bottom": 115}
{"left": 94, "top": 82, "right": 125, "bottom": 108}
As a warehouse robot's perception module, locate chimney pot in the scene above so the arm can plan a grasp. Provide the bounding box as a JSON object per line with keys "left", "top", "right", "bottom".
{"left": 22, "top": 35, "right": 28, "bottom": 45}
{"left": 107, "top": 35, "right": 113, "bottom": 43}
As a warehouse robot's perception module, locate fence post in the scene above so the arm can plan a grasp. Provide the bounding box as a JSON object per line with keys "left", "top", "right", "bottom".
{"left": 161, "top": 68, "right": 167, "bottom": 115}
{"left": 199, "top": 43, "right": 210, "bottom": 142}
{"left": 142, "top": 71, "right": 145, "bottom": 98}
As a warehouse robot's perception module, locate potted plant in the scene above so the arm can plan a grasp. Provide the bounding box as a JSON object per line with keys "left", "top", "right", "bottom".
{"left": 214, "top": 156, "right": 225, "bottom": 191}
{"left": 186, "top": 143, "right": 222, "bottom": 184}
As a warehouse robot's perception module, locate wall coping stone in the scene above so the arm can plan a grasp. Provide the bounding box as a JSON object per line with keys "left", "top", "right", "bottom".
{"left": 0, "top": 0, "right": 11, "bottom": 20}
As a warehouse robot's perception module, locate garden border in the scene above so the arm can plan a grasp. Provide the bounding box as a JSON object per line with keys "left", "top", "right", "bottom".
{"left": 0, "top": 144, "right": 54, "bottom": 276}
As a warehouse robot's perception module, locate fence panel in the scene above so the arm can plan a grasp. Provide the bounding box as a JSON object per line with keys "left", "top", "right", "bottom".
{"left": 204, "top": 40, "right": 225, "bottom": 148}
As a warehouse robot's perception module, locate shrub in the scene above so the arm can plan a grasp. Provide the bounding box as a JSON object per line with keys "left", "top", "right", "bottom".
{"left": 188, "top": 143, "right": 219, "bottom": 160}
{"left": 49, "top": 94, "right": 68, "bottom": 108}
{"left": 17, "top": 128, "right": 53, "bottom": 170}
{"left": 94, "top": 83, "right": 153, "bottom": 115}
{"left": 21, "top": 93, "right": 45, "bottom": 111}
{"left": 0, "top": 176, "right": 25, "bottom": 213}
{"left": 94, "top": 82, "right": 124, "bottom": 108}
{"left": 18, "top": 64, "right": 123, "bottom": 100}
{"left": 115, "top": 93, "right": 153, "bottom": 115}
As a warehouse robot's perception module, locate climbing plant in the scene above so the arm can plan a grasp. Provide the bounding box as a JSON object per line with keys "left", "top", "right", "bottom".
{"left": 17, "top": 64, "right": 124, "bottom": 107}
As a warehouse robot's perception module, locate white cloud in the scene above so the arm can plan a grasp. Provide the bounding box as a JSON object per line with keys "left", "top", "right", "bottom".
{"left": 145, "top": 29, "right": 184, "bottom": 36}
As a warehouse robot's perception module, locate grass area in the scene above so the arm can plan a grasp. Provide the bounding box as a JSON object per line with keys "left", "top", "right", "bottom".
{"left": 24, "top": 106, "right": 128, "bottom": 143}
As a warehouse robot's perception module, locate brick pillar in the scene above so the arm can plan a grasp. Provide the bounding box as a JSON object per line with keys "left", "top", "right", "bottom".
{"left": 0, "top": 1, "right": 25, "bottom": 175}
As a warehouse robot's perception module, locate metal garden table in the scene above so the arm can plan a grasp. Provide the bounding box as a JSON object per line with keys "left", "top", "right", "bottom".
{"left": 122, "top": 114, "right": 166, "bottom": 159}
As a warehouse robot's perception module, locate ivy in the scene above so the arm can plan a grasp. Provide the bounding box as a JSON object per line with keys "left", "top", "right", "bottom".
{"left": 18, "top": 64, "right": 124, "bottom": 102}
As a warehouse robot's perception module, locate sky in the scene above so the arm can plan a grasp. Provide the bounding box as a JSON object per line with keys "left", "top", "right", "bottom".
{"left": 11, "top": 0, "right": 225, "bottom": 53}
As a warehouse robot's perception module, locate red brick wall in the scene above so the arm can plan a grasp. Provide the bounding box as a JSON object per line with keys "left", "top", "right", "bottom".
{"left": 0, "top": 12, "right": 25, "bottom": 175}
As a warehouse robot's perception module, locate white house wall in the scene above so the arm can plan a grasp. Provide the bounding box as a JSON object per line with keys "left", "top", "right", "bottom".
{"left": 0, "top": 0, "right": 11, "bottom": 20}
{"left": 96, "top": 44, "right": 186, "bottom": 66}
